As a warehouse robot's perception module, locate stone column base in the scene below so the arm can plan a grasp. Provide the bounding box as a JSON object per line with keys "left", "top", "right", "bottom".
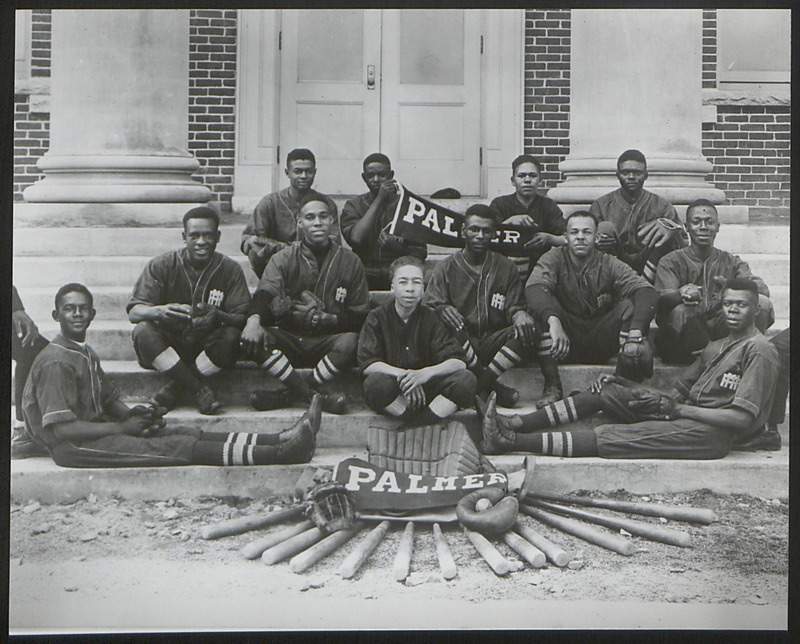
{"left": 556, "top": 203, "right": 748, "bottom": 225}
{"left": 13, "top": 202, "right": 214, "bottom": 228}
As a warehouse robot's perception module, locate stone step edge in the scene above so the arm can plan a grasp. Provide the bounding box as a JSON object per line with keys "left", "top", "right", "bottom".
{"left": 10, "top": 448, "right": 789, "bottom": 504}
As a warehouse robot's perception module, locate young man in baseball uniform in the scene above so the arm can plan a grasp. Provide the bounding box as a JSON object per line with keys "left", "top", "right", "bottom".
{"left": 128, "top": 207, "right": 251, "bottom": 415}
{"left": 590, "top": 149, "right": 686, "bottom": 283}
{"left": 340, "top": 153, "right": 427, "bottom": 290}
{"left": 480, "top": 278, "right": 779, "bottom": 460}
{"left": 489, "top": 154, "right": 566, "bottom": 279}
{"left": 654, "top": 199, "right": 774, "bottom": 364}
{"left": 22, "top": 283, "right": 318, "bottom": 468}
{"left": 424, "top": 204, "right": 537, "bottom": 408}
{"left": 239, "top": 198, "right": 370, "bottom": 415}
{"left": 241, "top": 148, "right": 340, "bottom": 278}
{"left": 358, "top": 255, "right": 477, "bottom": 425}
{"left": 526, "top": 211, "right": 660, "bottom": 406}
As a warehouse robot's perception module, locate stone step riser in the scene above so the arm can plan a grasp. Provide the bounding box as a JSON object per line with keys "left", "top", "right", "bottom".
{"left": 20, "top": 284, "right": 791, "bottom": 325}
{"left": 14, "top": 223, "right": 788, "bottom": 256}
{"left": 29, "top": 315, "right": 790, "bottom": 363}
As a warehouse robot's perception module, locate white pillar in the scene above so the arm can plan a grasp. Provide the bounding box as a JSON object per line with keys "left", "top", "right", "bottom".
{"left": 548, "top": 9, "right": 724, "bottom": 206}
{"left": 22, "top": 10, "right": 210, "bottom": 220}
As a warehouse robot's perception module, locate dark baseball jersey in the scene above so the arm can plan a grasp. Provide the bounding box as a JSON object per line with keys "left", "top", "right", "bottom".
{"left": 489, "top": 192, "right": 565, "bottom": 273}
{"left": 358, "top": 301, "right": 467, "bottom": 375}
{"left": 341, "top": 191, "right": 427, "bottom": 269}
{"left": 252, "top": 240, "right": 370, "bottom": 333}
{"left": 424, "top": 249, "right": 526, "bottom": 338}
{"left": 127, "top": 249, "right": 251, "bottom": 323}
{"left": 590, "top": 188, "right": 686, "bottom": 270}
{"left": 21, "top": 334, "right": 120, "bottom": 450}
{"left": 526, "top": 246, "right": 653, "bottom": 324}
{"left": 673, "top": 327, "right": 779, "bottom": 431}
{"left": 241, "top": 187, "right": 340, "bottom": 276}
{"left": 655, "top": 246, "right": 770, "bottom": 313}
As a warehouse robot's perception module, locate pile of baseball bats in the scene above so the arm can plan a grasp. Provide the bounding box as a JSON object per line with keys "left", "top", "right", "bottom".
{"left": 197, "top": 489, "right": 716, "bottom": 581}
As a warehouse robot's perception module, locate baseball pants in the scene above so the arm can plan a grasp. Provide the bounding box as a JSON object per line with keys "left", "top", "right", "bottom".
{"left": 767, "top": 327, "right": 790, "bottom": 426}
{"left": 12, "top": 332, "right": 49, "bottom": 422}
{"left": 132, "top": 321, "right": 240, "bottom": 375}
{"left": 363, "top": 370, "right": 477, "bottom": 418}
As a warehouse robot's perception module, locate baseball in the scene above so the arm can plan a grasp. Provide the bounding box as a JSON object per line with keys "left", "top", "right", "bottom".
{"left": 475, "top": 498, "right": 493, "bottom": 512}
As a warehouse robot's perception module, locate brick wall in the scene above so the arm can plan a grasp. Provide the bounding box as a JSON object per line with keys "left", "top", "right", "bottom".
{"left": 522, "top": 9, "right": 570, "bottom": 189}
{"left": 13, "top": 96, "right": 49, "bottom": 198}
{"left": 188, "top": 9, "right": 237, "bottom": 212}
{"left": 703, "top": 105, "right": 790, "bottom": 219}
{"left": 30, "top": 9, "right": 51, "bottom": 78}
{"left": 701, "top": 9, "right": 716, "bottom": 89}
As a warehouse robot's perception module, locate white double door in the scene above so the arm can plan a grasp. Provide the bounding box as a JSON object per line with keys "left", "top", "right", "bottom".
{"left": 279, "top": 9, "right": 482, "bottom": 196}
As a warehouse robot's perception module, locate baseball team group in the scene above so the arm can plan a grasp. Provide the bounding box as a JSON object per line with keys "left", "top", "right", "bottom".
{"left": 11, "top": 148, "right": 789, "bottom": 468}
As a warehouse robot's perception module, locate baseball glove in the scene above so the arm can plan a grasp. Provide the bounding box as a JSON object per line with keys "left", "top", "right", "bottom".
{"left": 615, "top": 336, "right": 654, "bottom": 382}
{"left": 182, "top": 303, "right": 219, "bottom": 342}
{"left": 627, "top": 389, "right": 676, "bottom": 420}
{"left": 303, "top": 481, "right": 356, "bottom": 533}
{"left": 249, "top": 379, "right": 294, "bottom": 411}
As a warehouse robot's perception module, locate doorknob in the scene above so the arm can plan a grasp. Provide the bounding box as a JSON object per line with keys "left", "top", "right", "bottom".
{"left": 367, "top": 65, "right": 376, "bottom": 89}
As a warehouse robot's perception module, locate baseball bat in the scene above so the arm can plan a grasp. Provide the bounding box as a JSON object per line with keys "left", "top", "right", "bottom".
{"left": 261, "top": 526, "right": 325, "bottom": 565}
{"left": 463, "top": 527, "right": 510, "bottom": 575}
{"left": 432, "top": 523, "right": 458, "bottom": 580}
{"left": 514, "top": 521, "right": 570, "bottom": 567}
{"left": 289, "top": 521, "right": 366, "bottom": 573}
{"left": 392, "top": 521, "right": 415, "bottom": 582}
{"left": 525, "top": 491, "right": 716, "bottom": 525}
{"left": 532, "top": 500, "right": 692, "bottom": 548}
{"left": 337, "top": 520, "right": 391, "bottom": 579}
{"left": 200, "top": 505, "right": 304, "bottom": 540}
{"left": 502, "top": 531, "right": 546, "bottom": 568}
{"left": 241, "top": 520, "right": 314, "bottom": 560}
{"left": 521, "top": 504, "right": 635, "bottom": 556}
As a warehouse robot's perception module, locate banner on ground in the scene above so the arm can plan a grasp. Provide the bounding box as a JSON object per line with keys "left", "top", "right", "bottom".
{"left": 388, "top": 186, "right": 536, "bottom": 257}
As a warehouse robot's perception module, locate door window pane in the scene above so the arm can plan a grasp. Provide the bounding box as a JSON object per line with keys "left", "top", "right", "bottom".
{"left": 717, "top": 9, "right": 790, "bottom": 84}
{"left": 400, "top": 10, "right": 464, "bottom": 85}
{"left": 297, "top": 10, "right": 363, "bottom": 82}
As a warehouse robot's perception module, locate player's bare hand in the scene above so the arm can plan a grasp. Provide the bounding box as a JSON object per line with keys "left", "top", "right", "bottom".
{"left": 239, "top": 317, "right": 267, "bottom": 361}
{"left": 512, "top": 310, "right": 536, "bottom": 346}
{"left": 440, "top": 305, "right": 466, "bottom": 334}
{"left": 523, "top": 233, "right": 548, "bottom": 252}
{"left": 504, "top": 214, "right": 536, "bottom": 228}
{"left": 12, "top": 310, "right": 39, "bottom": 348}
{"left": 548, "top": 321, "right": 570, "bottom": 361}
{"left": 406, "top": 386, "right": 426, "bottom": 412}
{"left": 155, "top": 304, "right": 192, "bottom": 323}
{"left": 590, "top": 374, "right": 617, "bottom": 394}
{"left": 398, "top": 369, "right": 430, "bottom": 395}
{"left": 120, "top": 415, "right": 153, "bottom": 436}
{"left": 376, "top": 179, "right": 399, "bottom": 202}
{"left": 378, "top": 230, "right": 405, "bottom": 253}
{"left": 638, "top": 219, "right": 679, "bottom": 248}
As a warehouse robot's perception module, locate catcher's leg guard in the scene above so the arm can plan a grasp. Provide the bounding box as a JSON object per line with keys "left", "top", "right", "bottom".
{"left": 367, "top": 421, "right": 485, "bottom": 476}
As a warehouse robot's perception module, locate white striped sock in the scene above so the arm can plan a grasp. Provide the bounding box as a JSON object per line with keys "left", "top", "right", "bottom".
{"left": 152, "top": 347, "right": 180, "bottom": 372}
{"left": 195, "top": 351, "right": 222, "bottom": 377}
{"left": 385, "top": 396, "right": 409, "bottom": 417}
{"left": 428, "top": 395, "right": 458, "bottom": 418}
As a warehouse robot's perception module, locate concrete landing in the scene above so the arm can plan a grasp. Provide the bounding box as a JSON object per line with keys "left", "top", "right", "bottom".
{"left": 10, "top": 446, "right": 789, "bottom": 504}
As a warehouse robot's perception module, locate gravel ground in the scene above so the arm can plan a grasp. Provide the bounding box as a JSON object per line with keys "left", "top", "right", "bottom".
{"left": 9, "top": 488, "right": 788, "bottom": 631}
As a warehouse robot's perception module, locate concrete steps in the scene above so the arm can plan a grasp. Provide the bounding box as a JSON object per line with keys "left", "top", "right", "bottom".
{"left": 10, "top": 445, "right": 790, "bottom": 504}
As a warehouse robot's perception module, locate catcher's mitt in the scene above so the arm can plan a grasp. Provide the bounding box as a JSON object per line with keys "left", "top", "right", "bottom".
{"left": 615, "top": 336, "right": 653, "bottom": 382}
{"left": 249, "top": 379, "right": 293, "bottom": 411}
{"left": 303, "top": 481, "right": 356, "bottom": 533}
{"left": 627, "top": 389, "right": 677, "bottom": 420}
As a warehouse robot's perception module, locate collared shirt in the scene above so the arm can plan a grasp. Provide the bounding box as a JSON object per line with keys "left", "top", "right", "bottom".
{"left": 590, "top": 188, "right": 686, "bottom": 273}
{"left": 358, "top": 301, "right": 467, "bottom": 374}
{"left": 127, "top": 249, "right": 251, "bottom": 326}
{"left": 22, "top": 334, "right": 119, "bottom": 449}
{"left": 655, "top": 246, "right": 770, "bottom": 311}
{"left": 526, "top": 246, "right": 652, "bottom": 321}
{"left": 425, "top": 249, "right": 526, "bottom": 338}
{"left": 241, "top": 187, "right": 340, "bottom": 277}
{"left": 252, "top": 240, "right": 370, "bottom": 333}
{"left": 340, "top": 192, "right": 426, "bottom": 268}
{"left": 674, "top": 327, "right": 779, "bottom": 433}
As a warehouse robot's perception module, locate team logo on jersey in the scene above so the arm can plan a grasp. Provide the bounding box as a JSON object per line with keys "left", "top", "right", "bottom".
{"left": 719, "top": 371, "right": 741, "bottom": 391}
{"left": 335, "top": 286, "right": 348, "bottom": 303}
{"left": 596, "top": 293, "right": 612, "bottom": 310}
{"left": 208, "top": 289, "right": 224, "bottom": 307}
{"left": 490, "top": 293, "right": 505, "bottom": 309}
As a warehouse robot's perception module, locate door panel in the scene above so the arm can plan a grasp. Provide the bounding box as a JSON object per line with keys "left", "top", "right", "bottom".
{"left": 279, "top": 10, "right": 381, "bottom": 194}
{"left": 381, "top": 9, "right": 482, "bottom": 195}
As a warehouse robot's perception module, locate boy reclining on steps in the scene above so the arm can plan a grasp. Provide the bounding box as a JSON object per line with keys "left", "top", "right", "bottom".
{"left": 479, "top": 278, "right": 779, "bottom": 460}
{"left": 20, "top": 283, "right": 318, "bottom": 468}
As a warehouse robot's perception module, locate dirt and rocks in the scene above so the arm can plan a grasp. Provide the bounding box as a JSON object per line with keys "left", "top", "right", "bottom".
{"left": 9, "top": 489, "right": 788, "bottom": 631}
